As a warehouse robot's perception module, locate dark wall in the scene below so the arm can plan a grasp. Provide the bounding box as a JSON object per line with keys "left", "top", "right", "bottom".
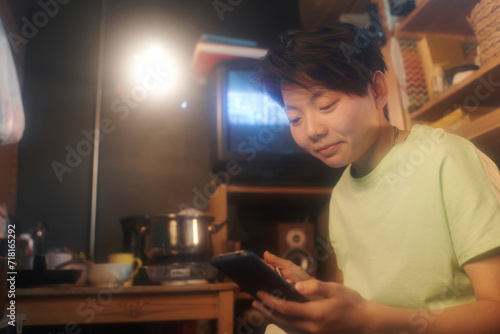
{"left": 14, "top": 0, "right": 301, "bottom": 261}
{"left": 15, "top": 0, "right": 101, "bottom": 254}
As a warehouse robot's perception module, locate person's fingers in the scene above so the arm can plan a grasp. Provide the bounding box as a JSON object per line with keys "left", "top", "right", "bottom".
{"left": 264, "top": 251, "right": 311, "bottom": 283}
{"left": 256, "top": 290, "right": 320, "bottom": 319}
{"left": 252, "top": 299, "right": 280, "bottom": 319}
{"left": 264, "top": 251, "right": 278, "bottom": 264}
{"left": 262, "top": 257, "right": 277, "bottom": 271}
{"left": 296, "top": 280, "right": 339, "bottom": 298}
{"left": 252, "top": 299, "right": 315, "bottom": 334}
{"left": 262, "top": 252, "right": 291, "bottom": 278}
{"left": 263, "top": 251, "right": 284, "bottom": 266}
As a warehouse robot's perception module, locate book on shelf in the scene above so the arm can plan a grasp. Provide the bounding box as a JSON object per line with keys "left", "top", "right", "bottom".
{"left": 191, "top": 38, "right": 267, "bottom": 83}
{"left": 430, "top": 108, "right": 468, "bottom": 129}
{"left": 198, "top": 34, "right": 258, "bottom": 48}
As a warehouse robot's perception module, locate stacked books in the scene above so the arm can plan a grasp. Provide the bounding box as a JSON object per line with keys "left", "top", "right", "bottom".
{"left": 191, "top": 34, "right": 267, "bottom": 84}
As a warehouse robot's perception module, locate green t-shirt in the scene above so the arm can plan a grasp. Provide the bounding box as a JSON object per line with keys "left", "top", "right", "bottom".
{"left": 329, "top": 124, "right": 500, "bottom": 310}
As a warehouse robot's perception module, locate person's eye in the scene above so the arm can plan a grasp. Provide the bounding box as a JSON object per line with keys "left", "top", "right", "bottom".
{"left": 289, "top": 117, "right": 302, "bottom": 125}
{"left": 320, "top": 101, "right": 337, "bottom": 111}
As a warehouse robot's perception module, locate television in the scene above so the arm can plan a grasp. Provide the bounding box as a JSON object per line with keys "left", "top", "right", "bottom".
{"left": 206, "top": 58, "right": 342, "bottom": 186}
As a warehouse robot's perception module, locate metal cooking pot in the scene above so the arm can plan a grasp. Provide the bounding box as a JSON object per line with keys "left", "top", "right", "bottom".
{"left": 145, "top": 211, "right": 225, "bottom": 263}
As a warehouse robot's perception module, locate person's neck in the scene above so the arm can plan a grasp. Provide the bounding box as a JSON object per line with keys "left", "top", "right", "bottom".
{"left": 351, "top": 124, "right": 395, "bottom": 178}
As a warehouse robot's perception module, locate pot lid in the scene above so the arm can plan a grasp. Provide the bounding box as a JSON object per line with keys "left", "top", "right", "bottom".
{"left": 177, "top": 208, "right": 210, "bottom": 218}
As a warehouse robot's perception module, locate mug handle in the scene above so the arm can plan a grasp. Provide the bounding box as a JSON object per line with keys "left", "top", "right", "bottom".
{"left": 130, "top": 257, "right": 143, "bottom": 277}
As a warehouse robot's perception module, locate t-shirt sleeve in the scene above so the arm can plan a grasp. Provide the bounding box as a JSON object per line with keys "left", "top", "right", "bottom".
{"left": 440, "top": 137, "right": 500, "bottom": 266}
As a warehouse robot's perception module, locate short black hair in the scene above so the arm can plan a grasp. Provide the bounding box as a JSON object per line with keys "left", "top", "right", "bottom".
{"left": 255, "top": 22, "right": 388, "bottom": 107}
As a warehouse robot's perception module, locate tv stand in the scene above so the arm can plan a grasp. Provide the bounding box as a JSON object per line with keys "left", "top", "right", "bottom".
{"left": 208, "top": 182, "right": 338, "bottom": 283}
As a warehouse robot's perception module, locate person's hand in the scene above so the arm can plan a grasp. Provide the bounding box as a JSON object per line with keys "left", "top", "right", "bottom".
{"left": 263, "top": 251, "right": 311, "bottom": 285}
{"left": 252, "top": 279, "right": 372, "bottom": 334}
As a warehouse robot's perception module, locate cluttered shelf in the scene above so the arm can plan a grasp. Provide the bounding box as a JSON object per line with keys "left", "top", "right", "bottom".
{"left": 443, "top": 107, "right": 500, "bottom": 159}
{"left": 390, "top": 0, "right": 500, "bottom": 161}
{"left": 452, "top": 107, "right": 500, "bottom": 139}
{"left": 394, "top": 0, "right": 480, "bottom": 40}
{"left": 410, "top": 57, "right": 500, "bottom": 122}
{"left": 409, "top": 56, "right": 500, "bottom": 161}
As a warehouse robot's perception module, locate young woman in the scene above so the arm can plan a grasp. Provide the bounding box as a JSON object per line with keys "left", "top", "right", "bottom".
{"left": 253, "top": 22, "right": 500, "bottom": 334}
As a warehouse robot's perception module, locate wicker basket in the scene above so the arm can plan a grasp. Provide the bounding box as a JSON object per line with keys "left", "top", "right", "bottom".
{"left": 468, "top": 0, "right": 500, "bottom": 66}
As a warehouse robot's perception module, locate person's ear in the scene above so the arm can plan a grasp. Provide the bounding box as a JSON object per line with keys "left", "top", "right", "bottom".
{"left": 372, "top": 71, "right": 388, "bottom": 109}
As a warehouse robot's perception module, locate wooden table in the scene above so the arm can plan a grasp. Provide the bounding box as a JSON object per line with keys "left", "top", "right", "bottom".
{"left": 17, "top": 282, "right": 237, "bottom": 334}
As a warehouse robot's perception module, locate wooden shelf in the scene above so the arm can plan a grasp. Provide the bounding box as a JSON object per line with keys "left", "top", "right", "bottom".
{"left": 227, "top": 184, "right": 333, "bottom": 205}
{"left": 445, "top": 107, "right": 500, "bottom": 160}
{"left": 394, "top": 0, "right": 500, "bottom": 162}
{"left": 410, "top": 57, "right": 500, "bottom": 122}
{"left": 227, "top": 185, "right": 332, "bottom": 195}
{"left": 394, "top": 0, "right": 480, "bottom": 40}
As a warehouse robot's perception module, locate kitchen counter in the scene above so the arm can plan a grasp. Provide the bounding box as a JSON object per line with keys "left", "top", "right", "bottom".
{"left": 17, "top": 282, "right": 237, "bottom": 334}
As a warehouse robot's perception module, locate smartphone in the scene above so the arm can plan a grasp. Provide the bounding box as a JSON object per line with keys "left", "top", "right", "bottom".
{"left": 210, "top": 250, "right": 308, "bottom": 303}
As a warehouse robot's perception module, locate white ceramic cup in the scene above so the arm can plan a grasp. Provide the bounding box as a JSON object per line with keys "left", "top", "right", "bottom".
{"left": 88, "top": 263, "right": 132, "bottom": 287}
{"left": 45, "top": 253, "right": 72, "bottom": 269}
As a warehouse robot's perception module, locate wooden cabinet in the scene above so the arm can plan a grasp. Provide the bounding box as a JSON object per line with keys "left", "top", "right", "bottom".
{"left": 209, "top": 184, "right": 337, "bottom": 282}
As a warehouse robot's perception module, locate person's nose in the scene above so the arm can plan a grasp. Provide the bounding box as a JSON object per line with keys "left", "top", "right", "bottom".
{"left": 305, "top": 114, "right": 328, "bottom": 142}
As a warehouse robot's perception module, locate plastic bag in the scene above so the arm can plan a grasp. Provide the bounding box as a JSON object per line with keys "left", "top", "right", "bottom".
{"left": 0, "top": 17, "right": 25, "bottom": 145}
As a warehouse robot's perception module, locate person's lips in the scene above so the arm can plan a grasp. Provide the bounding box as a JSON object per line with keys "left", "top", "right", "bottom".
{"left": 316, "top": 142, "right": 342, "bottom": 157}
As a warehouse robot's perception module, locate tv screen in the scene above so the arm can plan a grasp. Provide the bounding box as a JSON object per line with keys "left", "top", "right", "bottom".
{"left": 225, "top": 69, "right": 300, "bottom": 155}
{"left": 207, "top": 58, "right": 342, "bottom": 186}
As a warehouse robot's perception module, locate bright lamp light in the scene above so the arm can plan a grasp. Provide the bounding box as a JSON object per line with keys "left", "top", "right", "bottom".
{"left": 132, "top": 43, "right": 179, "bottom": 96}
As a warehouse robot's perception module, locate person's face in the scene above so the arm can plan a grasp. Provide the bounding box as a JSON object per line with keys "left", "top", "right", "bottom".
{"left": 282, "top": 83, "right": 382, "bottom": 169}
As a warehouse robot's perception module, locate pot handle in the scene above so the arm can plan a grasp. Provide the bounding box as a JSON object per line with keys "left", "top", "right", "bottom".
{"left": 208, "top": 220, "right": 227, "bottom": 234}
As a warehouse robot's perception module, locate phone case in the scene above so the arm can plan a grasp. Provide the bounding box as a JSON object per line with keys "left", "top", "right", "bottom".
{"left": 210, "top": 250, "right": 308, "bottom": 303}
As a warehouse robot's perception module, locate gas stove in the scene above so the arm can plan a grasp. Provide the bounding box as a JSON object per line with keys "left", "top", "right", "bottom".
{"left": 141, "top": 262, "right": 220, "bottom": 284}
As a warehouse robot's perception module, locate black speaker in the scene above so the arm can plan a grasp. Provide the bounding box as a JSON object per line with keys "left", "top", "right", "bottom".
{"left": 273, "top": 223, "right": 316, "bottom": 276}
